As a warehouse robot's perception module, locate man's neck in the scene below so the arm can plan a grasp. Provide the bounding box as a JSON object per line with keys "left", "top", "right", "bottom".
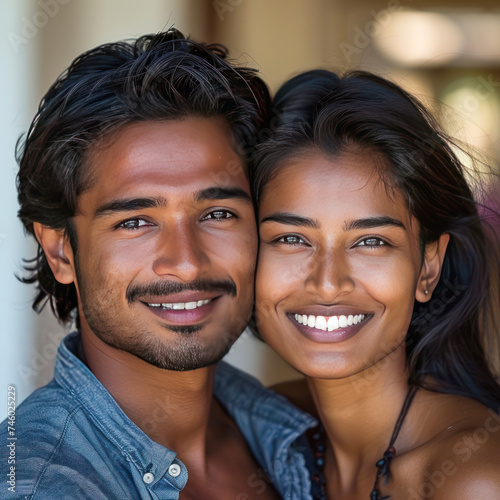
{"left": 78, "top": 327, "right": 282, "bottom": 500}
{"left": 79, "top": 328, "right": 217, "bottom": 462}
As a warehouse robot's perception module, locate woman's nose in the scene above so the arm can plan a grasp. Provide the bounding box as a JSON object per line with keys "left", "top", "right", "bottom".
{"left": 304, "top": 245, "right": 355, "bottom": 300}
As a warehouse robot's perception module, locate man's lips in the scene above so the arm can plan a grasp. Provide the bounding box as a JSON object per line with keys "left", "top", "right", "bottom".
{"left": 139, "top": 293, "right": 223, "bottom": 325}
{"left": 146, "top": 298, "right": 212, "bottom": 310}
{"left": 139, "top": 291, "right": 221, "bottom": 305}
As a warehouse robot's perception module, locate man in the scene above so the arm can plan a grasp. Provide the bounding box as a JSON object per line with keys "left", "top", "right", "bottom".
{"left": 2, "top": 29, "right": 316, "bottom": 499}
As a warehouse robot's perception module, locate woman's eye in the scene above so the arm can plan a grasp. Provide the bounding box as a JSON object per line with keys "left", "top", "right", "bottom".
{"left": 118, "top": 219, "right": 152, "bottom": 230}
{"left": 357, "top": 237, "right": 386, "bottom": 247}
{"left": 202, "top": 210, "right": 235, "bottom": 221}
{"left": 276, "top": 235, "right": 306, "bottom": 245}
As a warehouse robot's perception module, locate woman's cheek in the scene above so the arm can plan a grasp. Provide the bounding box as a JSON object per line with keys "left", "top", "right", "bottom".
{"left": 256, "top": 252, "right": 276, "bottom": 300}
{"left": 266, "top": 249, "right": 309, "bottom": 288}
{"left": 255, "top": 251, "right": 281, "bottom": 322}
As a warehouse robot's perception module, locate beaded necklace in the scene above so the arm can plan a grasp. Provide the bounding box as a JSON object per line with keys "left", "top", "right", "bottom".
{"left": 309, "top": 386, "right": 419, "bottom": 500}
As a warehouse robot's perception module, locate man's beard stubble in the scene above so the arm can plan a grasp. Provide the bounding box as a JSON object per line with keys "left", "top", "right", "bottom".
{"left": 74, "top": 259, "right": 242, "bottom": 371}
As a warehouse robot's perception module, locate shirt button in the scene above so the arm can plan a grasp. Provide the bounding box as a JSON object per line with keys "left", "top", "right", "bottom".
{"left": 168, "top": 464, "right": 181, "bottom": 477}
{"left": 143, "top": 472, "right": 155, "bottom": 484}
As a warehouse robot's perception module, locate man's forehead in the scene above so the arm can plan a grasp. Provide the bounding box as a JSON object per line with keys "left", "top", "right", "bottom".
{"left": 78, "top": 118, "right": 251, "bottom": 214}
{"left": 94, "top": 118, "right": 241, "bottom": 163}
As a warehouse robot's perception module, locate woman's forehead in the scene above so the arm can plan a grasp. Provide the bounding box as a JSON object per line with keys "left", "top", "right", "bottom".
{"left": 260, "top": 149, "right": 421, "bottom": 230}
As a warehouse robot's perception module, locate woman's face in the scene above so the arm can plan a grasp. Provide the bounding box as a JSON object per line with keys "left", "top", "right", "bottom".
{"left": 255, "top": 150, "right": 428, "bottom": 379}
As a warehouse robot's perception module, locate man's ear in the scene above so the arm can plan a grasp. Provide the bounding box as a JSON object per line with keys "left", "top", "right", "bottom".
{"left": 33, "top": 222, "right": 76, "bottom": 285}
{"left": 415, "top": 233, "right": 450, "bottom": 303}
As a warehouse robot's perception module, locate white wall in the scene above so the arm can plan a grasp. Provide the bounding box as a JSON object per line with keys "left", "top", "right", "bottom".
{"left": 0, "top": 0, "right": 40, "bottom": 421}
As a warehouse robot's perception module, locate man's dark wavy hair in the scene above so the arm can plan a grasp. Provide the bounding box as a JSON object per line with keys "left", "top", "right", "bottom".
{"left": 16, "top": 28, "right": 270, "bottom": 324}
{"left": 253, "top": 69, "right": 500, "bottom": 411}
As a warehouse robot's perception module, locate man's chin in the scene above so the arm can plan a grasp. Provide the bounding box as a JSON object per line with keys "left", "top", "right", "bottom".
{"left": 126, "top": 332, "right": 238, "bottom": 372}
{"left": 160, "top": 349, "right": 228, "bottom": 372}
{"left": 160, "top": 323, "right": 204, "bottom": 335}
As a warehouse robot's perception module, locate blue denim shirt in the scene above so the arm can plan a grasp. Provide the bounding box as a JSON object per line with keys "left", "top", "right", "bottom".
{"left": 1, "top": 332, "right": 317, "bottom": 499}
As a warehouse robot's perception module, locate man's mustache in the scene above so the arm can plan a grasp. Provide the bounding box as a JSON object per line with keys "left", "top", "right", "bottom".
{"left": 127, "top": 277, "right": 237, "bottom": 303}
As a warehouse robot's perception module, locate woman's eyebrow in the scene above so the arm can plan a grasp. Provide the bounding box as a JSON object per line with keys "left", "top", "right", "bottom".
{"left": 343, "top": 216, "right": 406, "bottom": 231}
{"left": 260, "top": 214, "right": 406, "bottom": 231}
{"left": 260, "top": 212, "right": 319, "bottom": 228}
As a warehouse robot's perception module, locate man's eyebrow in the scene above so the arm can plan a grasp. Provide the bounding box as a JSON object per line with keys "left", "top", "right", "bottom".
{"left": 260, "top": 212, "right": 319, "bottom": 228}
{"left": 344, "top": 216, "right": 406, "bottom": 231}
{"left": 194, "top": 186, "right": 252, "bottom": 203}
{"left": 94, "top": 197, "right": 168, "bottom": 218}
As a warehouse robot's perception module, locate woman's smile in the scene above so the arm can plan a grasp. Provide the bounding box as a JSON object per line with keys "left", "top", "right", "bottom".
{"left": 291, "top": 311, "right": 367, "bottom": 330}
{"left": 288, "top": 310, "right": 371, "bottom": 343}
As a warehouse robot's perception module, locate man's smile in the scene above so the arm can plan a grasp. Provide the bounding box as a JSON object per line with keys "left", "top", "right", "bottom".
{"left": 141, "top": 295, "right": 223, "bottom": 326}
{"left": 145, "top": 298, "right": 213, "bottom": 310}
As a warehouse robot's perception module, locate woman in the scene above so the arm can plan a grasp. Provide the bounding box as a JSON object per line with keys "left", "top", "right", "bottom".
{"left": 253, "top": 70, "right": 500, "bottom": 499}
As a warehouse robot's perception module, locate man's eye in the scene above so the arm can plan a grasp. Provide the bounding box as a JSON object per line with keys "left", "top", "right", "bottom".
{"left": 357, "top": 237, "right": 386, "bottom": 247}
{"left": 202, "top": 210, "right": 235, "bottom": 221}
{"left": 275, "top": 235, "right": 306, "bottom": 245}
{"left": 118, "top": 219, "right": 152, "bottom": 230}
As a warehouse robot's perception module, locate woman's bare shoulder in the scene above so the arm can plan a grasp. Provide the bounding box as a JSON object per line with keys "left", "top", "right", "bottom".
{"left": 408, "top": 394, "right": 500, "bottom": 498}
{"left": 269, "top": 378, "right": 318, "bottom": 416}
{"left": 428, "top": 420, "right": 500, "bottom": 499}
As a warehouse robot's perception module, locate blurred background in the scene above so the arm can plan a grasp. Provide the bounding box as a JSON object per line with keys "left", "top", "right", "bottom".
{"left": 1, "top": 0, "right": 499, "bottom": 418}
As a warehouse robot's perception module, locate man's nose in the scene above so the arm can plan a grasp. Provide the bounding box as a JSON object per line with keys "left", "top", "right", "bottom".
{"left": 152, "top": 221, "right": 209, "bottom": 283}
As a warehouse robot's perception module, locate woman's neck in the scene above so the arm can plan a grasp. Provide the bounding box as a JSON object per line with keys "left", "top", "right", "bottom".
{"left": 307, "top": 344, "right": 411, "bottom": 490}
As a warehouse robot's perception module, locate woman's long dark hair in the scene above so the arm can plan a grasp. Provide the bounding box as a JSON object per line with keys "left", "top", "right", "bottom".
{"left": 253, "top": 69, "right": 500, "bottom": 411}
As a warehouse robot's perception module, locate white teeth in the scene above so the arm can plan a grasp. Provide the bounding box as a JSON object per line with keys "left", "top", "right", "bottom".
{"left": 293, "top": 313, "right": 367, "bottom": 331}
{"left": 327, "top": 316, "right": 339, "bottom": 331}
{"left": 294, "top": 314, "right": 303, "bottom": 324}
{"left": 315, "top": 316, "right": 327, "bottom": 331}
{"left": 147, "top": 299, "right": 212, "bottom": 310}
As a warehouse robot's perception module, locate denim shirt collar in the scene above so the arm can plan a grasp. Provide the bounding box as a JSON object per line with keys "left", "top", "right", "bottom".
{"left": 54, "top": 331, "right": 317, "bottom": 497}
{"left": 214, "top": 360, "right": 317, "bottom": 455}
{"left": 214, "top": 360, "right": 318, "bottom": 498}
{"left": 54, "top": 331, "right": 187, "bottom": 490}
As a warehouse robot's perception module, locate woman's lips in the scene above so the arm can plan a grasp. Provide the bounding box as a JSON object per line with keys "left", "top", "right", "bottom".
{"left": 142, "top": 296, "right": 221, "bottom": 325}
{"left": 294, "top": 312, "right": 366, "bottom": 331}
{"left": 287, "top": 312, "right": 372, "bottom": 343}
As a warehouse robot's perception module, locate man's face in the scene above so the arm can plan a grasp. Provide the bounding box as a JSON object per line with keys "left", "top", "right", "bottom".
{"left": 70, "top": 118, "right": 257, "bottom": 371}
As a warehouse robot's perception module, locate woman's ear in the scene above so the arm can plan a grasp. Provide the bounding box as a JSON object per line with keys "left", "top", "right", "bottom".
{"left": 33, "top": 222, "right": 76, "bottom": 285}
{"left": 416, "top": 233, "right": 450, "bottom": 303}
